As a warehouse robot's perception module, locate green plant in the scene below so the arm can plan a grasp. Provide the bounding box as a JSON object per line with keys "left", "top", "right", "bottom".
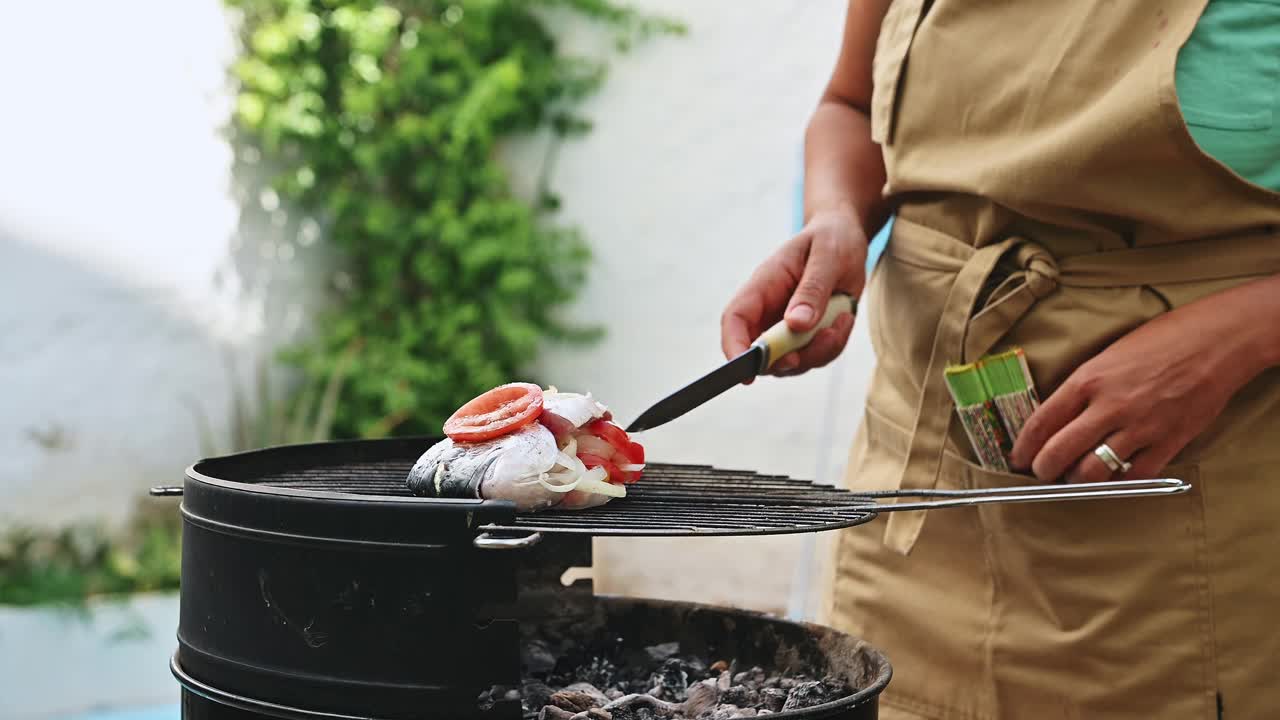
{"left": 225, "top": 0, "right": 682, "bottom": 439}
{"left": 0, "top": 506, "right": 182, "bottom": 607}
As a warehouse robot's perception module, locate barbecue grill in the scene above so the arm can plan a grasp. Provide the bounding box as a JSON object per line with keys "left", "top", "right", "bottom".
{"left": 151, "top": 435, "right": 1189, "bottom": 720}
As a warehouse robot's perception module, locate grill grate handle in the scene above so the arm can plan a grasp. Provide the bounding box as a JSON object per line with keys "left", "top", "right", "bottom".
{"left": 849, "top": 477, "right": 1189, "bottom": 512}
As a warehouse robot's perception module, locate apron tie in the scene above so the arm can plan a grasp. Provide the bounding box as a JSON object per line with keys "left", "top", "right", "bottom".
{"left": 886, "top": 235, "right": 1034, "bottom": 554}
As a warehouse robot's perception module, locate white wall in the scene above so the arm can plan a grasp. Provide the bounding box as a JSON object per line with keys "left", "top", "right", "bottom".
{"left": 0, "top": 1, "right": 331, "bottom": 528}
{"left": 0, "top": 0, "right": 871, "bottom": 617}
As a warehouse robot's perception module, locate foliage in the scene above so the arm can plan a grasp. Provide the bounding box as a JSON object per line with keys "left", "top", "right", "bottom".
{"left": 0, "top": 507, "right": 181, "bottom": 607}
{"left": 224, "top": 0, "right": 682, "bottom": 438}
{"left": 186, "top": 340, "right": 358, "bottom": 456}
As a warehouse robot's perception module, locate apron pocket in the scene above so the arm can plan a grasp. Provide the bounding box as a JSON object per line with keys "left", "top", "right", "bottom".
{"left": 959, "top": 455, "right": 1217, "bottom": 718}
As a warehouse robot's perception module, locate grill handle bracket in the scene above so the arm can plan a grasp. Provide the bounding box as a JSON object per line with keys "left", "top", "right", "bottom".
{"left": 473, "top": 531, "right": 543, "bottom": 550}
{"left": 850, "top": 477, "right": 1190, "bottom": 512}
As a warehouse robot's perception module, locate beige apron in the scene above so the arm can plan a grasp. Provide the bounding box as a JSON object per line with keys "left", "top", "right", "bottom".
{"left": 829, "top": 1, "right": 1280, "bottom": 718}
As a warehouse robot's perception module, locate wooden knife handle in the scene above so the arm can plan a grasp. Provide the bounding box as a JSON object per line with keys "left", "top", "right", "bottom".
{"left": 752, "top": 294, "right": 856, "bottom": 372}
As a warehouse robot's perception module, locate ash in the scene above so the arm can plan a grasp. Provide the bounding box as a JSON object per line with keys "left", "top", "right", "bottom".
{"left": 481, "top": 639, "right": 853, "bottom": 720}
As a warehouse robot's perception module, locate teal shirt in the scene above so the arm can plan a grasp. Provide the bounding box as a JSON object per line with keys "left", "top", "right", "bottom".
{"left": 1175, "top": 0, "right": 1280, "bottom": 192}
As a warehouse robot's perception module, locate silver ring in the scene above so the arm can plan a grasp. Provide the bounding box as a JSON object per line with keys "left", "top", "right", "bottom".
{"left": 1094, "top": 443, "right": 1132, "bottom": 474}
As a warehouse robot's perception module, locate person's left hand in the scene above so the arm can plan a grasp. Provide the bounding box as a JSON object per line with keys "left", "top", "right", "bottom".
{"left": 1009, "top": 298, "right": 1262, "bottom": 483}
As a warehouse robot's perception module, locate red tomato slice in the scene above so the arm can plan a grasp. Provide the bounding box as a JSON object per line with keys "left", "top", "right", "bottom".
{"left": 443, "top": 383, "right": 544, "bottom": 442}
{"left": 578, "top": 453, "right": 622, "bottom": 484}
{"left": 587, "top": 420, "right": 632, "bottom": 454}
{"left": 617, "top": 440, "right": 645, "bottom": 466}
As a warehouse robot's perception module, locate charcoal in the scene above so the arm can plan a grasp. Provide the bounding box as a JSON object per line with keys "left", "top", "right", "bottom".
{"left": 782, "top": 680, "right": 844, "bottom": 711}
{"left": 758, "top": 689, "right": 787, "bottom": 713}
{"left": 683, "top": 679, "right": 721, "bottom": 718}
{"left": 552, "top": 690, "right": 603, "bottom": 714}
{"left": 721, "top": 686, "right": 755, "bottom": 707}
{"left": 523, "top": 682, "right": 556, "bottom": 711}
{"left": 649, "top": 658, "right": 690, "bottom": 701}
{"left": 515, "top": 631, "right": 854, "bottom": 719}
{"left": 581, "top": 657, "right": 619, "bottom": 689}
{"left": 566, "top": 683, "right": 611, "bottom": 707}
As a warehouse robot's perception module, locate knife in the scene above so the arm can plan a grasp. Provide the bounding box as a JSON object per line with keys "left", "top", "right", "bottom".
{"left": 625, "top": 294, "right": 856, "bottom": 433}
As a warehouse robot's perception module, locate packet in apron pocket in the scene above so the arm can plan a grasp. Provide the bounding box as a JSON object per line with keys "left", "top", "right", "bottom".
{"left": 944, "top": 348, "right": 1040, "bottom": 470}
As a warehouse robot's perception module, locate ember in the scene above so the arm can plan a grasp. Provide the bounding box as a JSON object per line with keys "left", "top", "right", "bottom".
{"left": 481, "top": 640, "right": 854, "bottom": 719}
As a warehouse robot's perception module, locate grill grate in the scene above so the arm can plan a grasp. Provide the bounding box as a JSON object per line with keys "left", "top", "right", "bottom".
{"left": 228, "top": 455, "right": 879, "bottom": 538}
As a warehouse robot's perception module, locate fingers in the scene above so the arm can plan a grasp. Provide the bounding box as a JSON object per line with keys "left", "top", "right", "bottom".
{"left": 784, "top": 235, "right": 847, "bottom": 332}
{"left": 1063, "top": 429, "right": 1146, "bottom": 483}
{"left": 1009, "top": 378, "right": 1088, "bottom": 471}
{"left": 767, "top": 313, "right": 856, "bottom": 377}
{"left": 721, "top": 288, "right": 764, "bottom": 361}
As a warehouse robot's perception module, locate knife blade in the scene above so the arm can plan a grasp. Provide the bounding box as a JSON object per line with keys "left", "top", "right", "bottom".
{"left": 625, "top": 294, "right": 855, "bottom": 433}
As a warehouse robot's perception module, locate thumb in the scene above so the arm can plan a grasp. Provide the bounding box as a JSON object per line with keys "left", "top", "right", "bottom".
{"left": 784, "top": 257, "right": 839, "bottom": 332}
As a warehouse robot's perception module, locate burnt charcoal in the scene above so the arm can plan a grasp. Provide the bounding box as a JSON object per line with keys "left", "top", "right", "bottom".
{"left": 732, "top": 667, "right": 766, "bottom": 689}
{"left": 758, "top": 689, "right": 787, "bottom": 713}
{"left": 525, "top": 641, "right": 559, "bottom": 675}
{"left": 649, "top": 658, "right": 690, "bottom": 701}
{"left": 566, "top": 683, "right": 611, "bottom": 707}
{"left": 781, "top": 679, "right": 846, "bottom": 711}
{"left": 540, "top": 707, "right": 575, "bottom": 720}
{"left": 683, "top": 679, "right": 721, "bottom": 718}
{"left": 721, "top": 686, "right": 756, "bottom": 707}
{"left": 603, "top": 694, "right": 679, "bottom": 720}
{"left": 551, "top": 690, "right": 604, "bottom": 714}
{"left": 523, "top": 682, "right": 556, "bottom": 712}
{"left": 515, "top": 630, "right": 854, "bottom": 719}
{"left": 581, "top": 657, "right": 619, "bottom": 689}
{"left": 506, "top": 689, "right": 525, "bottom": 702}
{"left": 644, "top": 642, "right": 681, "bottom": 663}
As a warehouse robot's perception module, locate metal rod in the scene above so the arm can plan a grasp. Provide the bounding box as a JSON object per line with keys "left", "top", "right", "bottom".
{"left": 149, "top": 486, "right": 184, "bottom": 497}
{"left": 847, "top": 478, "right": 1190, "bottom": 512}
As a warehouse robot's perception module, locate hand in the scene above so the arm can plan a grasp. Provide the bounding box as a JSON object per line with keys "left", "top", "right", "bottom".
{"left": 1009, "top": 296, "right": 1266, "bottom": 483}
{"left": 720, "top": 207, "right": 867, "bottom": 379}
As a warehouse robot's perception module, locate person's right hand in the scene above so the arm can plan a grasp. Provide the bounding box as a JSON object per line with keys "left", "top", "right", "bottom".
{"left": 720, "top": 206, "right": 868, "bottom": 380}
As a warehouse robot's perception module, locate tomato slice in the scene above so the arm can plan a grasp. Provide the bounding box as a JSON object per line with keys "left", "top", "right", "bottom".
{"left": 578, "top": 453, "right": 622, "bottom": 484}
{"left": 443, "top": 383, "right": 544, "bottom": 442}
{"left": 617, "top": 440, "right": 645, "bottom": 466}
{"left": 587, "top": 420, "right": 632, "bottom": 454}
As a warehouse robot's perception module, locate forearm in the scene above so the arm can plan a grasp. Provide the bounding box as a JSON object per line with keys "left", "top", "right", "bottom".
{"left": 803, "top": 101, "right": 888, "bottom": 237}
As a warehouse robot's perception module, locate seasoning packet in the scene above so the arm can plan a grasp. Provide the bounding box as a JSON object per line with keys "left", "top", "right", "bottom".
{"left": 944, "top": 362, "right": 1011, "bottom": 471}
{"left": 944, "top": 347, "right": 1040, "bottom": 470}
{"left": 976, "top": 349, "right": 1040, "bottom": 442}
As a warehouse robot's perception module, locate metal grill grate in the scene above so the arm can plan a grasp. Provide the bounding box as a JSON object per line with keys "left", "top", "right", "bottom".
{"left": 237, "top": 457, "right": 878, "bottom": 537}
{"left": 188, "top": 438, "right": 1191, "bottom": 541}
